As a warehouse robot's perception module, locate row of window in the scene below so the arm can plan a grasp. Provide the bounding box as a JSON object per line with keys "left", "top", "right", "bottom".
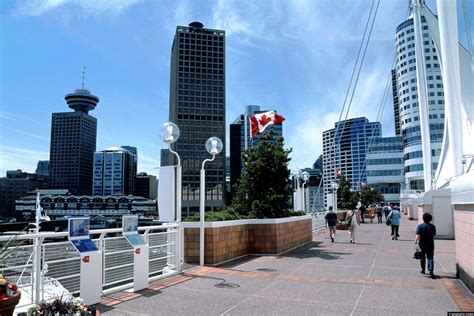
{"left": 367, "top": 170, "right": 402, "bottom": 176}
{"left": 367, "top": 158, "right": 403, "bottom": 165}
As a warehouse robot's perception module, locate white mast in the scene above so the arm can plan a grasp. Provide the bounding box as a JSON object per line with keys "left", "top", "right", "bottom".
{"left": 436, "top": 0, "right": 465, "bottom": 178}
{"left": 412, "top": 0, "right": 433, "bottom": 191}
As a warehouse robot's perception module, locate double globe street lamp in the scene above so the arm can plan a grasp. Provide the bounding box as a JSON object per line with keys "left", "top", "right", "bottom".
{"left": 160, "top": 122, "right": 183, "bottom": 270}
{"left": 200, "top": 137, "right": 223, "bottom": 266}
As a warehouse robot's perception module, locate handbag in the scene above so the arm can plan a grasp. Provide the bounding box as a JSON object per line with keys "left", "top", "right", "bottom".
{"left": 413, "top": 244, "right": 423, "bottom": 259}
{"left": 385, "top": 219, "right": 391, "bottom": 226}
{"left": 346, "top": 212, "right": 354, "bottom": 227}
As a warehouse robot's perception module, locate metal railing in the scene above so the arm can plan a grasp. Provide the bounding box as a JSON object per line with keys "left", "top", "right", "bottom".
{"left": 0, "top": 223, "right": 182, "bottom": 309}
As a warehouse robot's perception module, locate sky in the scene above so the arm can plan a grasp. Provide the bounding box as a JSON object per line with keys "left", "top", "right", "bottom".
{"left": 0, "top": 0, "right": 472, "bottom": 177}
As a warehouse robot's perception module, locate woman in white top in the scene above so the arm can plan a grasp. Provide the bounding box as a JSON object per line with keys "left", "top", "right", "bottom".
{"left": 345, "top": 208, "right": 361, "bottom": 244}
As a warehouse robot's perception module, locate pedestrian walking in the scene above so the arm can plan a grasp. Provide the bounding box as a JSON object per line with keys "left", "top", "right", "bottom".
{"left": 383, "top": 204, "right": 391, "bottom": 220}
{"left": 376, "top": 204, "right": 383, "bottom": 223}
{"left": 345, "top": 208, "right": 361, "bottom": 244}
{"left": 324, "top": 206, "right": 338, "bottom": 242}
{"left": 359, "top": 204, "right": 367, "bottom": 223}
{"left": 415, "top": 213, "right": 437, "bottom": 279}
{"left": 387, "top": 206, "right": 401, "bottom": 240}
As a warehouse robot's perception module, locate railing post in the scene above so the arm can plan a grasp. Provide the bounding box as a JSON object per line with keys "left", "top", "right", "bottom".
{"left": 99, "top": 233, "right": 106, "bottom": 285}
{"left": 33, "top": 236, "right": 44, "bottom": 304}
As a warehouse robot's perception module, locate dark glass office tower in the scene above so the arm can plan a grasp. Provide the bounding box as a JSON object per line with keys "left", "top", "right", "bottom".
{"left": 49, "top": 88, "right": 99, "bottom": 195}
{"left": 169, "top": 21, "right": 226, "bottom": 215}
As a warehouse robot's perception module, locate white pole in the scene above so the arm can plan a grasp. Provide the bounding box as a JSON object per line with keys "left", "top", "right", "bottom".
{"left": 436, "top": 0, "right": 464, "bottom": 177}
{"left": 244, "top": 113, "right": 248, "bottom": 150}
{"left": 302, "top": 181, "right": 307, "bottom": 213}
{"left": 168, "top": 144, "right": 183, "bottom": 270}
{"left": 200, "top": 155, "right": 215, "bottom": 266}
{"left": 412, "top": 0, "right": 433, "bottom": 191}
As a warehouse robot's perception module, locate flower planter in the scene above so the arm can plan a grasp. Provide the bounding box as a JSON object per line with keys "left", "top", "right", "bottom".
{"left": 0, "top": 289, "right": 20, "bottom": 316}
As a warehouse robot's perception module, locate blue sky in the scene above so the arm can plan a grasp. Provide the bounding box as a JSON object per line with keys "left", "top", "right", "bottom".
{"left": 0, "top": 0, "right": 472, "bottom": 177}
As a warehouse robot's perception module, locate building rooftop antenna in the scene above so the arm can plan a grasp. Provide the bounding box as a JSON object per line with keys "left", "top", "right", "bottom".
{"left": 81, "top": 66, "right": 86, "bottom": 89}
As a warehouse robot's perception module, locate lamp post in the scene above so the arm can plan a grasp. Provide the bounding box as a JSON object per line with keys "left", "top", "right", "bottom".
{"left": 301, "top": 171, "right": 310, "bottom": 213}
{"left": 160, "top": 122, "right": 182, "bottom": 270}
{"left": 200, "top": 137, "right": 223, "bottom": 266}
{"left": 331, "top": 181, "right": 340, "bottom": 212}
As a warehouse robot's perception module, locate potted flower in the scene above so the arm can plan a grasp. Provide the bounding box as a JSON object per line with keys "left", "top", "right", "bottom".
{"left": 27, "top": 296, "right": 95, "bottom": 315}
{"left": 0, "top": 274, "right": 21, "bottom": 316}
{"left": 0, "top": 233, "right": 23, "bottom": 316}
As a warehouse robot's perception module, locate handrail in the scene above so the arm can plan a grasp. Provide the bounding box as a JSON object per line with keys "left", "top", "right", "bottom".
{"left": 0, "top": 223, "right": 179, "bottom": 241}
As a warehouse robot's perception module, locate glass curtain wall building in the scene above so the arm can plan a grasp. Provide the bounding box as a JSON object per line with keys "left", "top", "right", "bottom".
{"left": 93, "top": 147, "right": 135, "bottom": 196}
{"left": 394, "top": 8, "right": 445, "bottom": 191}
{"left": 366, "top": 137, "right": 405, "bottom": 203}
{"left": 322, "top": 117, "right": 381, "bottom": 206}
{"left": 168, "top": 22, "right": 226, "bottom": 216}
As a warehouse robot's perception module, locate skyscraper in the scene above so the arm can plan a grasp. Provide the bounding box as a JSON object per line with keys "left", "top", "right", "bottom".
{"left": 322, "top": 117, "right": 381, "bottom": 205}
{"left": 229, "top": 105, "right": 283, "bottom": 196}
{"left": 394, "top": 6, "right": 445, "bottom": 191}
{"left": 35, "top": 160, "right": 49, "bottom": 176}
{"left": 49, "top": 86, "right": 99, "bottom": 195}
{"left": 93, "top": 147, "right": 136, "bottom": 196}
{"left": 168, "top": 22, "right": 226, "bottom": 215}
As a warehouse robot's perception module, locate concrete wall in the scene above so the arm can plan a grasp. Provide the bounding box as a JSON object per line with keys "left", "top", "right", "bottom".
{"left": 183, "top": 216, "right": 312, "bottom": 265}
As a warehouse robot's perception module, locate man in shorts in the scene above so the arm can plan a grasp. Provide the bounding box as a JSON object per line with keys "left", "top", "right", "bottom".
{"left": 324, "top": 206, "right": 338, "bottom": 242}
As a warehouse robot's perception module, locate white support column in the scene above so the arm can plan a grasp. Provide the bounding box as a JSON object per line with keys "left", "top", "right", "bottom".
{"left": 412, "top": 0, "right": 433, "bottom": 191}
{"left": 437, "top": 0, "right": 464, "bottom": 178}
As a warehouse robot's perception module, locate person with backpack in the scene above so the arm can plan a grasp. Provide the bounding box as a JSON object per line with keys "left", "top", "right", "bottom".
{"left": 387, "top": 206, "right": 401, "bottom": 240}
{"left": 324, "top": 206, "right": 338, "bottom": 242}
{"left": 415, "top": 213, "right": 437, "bottom": 279}
{"left": 345, "top": 208, "right": 361, "bottom": 244}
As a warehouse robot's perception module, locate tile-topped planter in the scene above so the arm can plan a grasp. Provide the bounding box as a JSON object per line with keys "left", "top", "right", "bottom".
{"left": 183, "top": 215, "right": 312, "bottom": 264}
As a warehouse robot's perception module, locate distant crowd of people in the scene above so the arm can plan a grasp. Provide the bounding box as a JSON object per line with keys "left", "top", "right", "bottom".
{"left": 323, "top": 202, "right": 437, "bottom": 279}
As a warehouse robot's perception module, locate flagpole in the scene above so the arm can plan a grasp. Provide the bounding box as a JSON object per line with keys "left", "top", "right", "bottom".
{"left": 244, "top": 113, "right": 248, "bottom": 150}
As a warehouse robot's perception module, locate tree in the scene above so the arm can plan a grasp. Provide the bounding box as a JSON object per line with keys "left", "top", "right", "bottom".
{"left": 359, "top": 188, "right": 385, "bottom": 206}
{"left": 336, "top": 174, "right": 358, "bottom": 209}
{"left": 230, "top": 131, "right": 293, "bottom": 218}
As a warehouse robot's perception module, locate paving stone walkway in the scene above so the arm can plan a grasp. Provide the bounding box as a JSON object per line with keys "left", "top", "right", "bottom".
{"left": 99, "top": 217, "right": 474, "bottom": 315}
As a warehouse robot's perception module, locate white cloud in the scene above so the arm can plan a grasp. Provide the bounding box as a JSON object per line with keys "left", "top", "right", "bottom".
{"left": 0, "top": 146, "right": 49, "bottom": 175}
{"left": 13, "top": 0, "right": 141, "bottom": 17}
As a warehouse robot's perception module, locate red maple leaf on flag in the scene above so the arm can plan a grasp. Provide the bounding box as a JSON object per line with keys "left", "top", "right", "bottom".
{"left": 259, "top": 114, "right": 272, "bottom": 126}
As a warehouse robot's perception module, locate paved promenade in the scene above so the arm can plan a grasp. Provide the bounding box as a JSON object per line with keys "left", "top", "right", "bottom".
{"left": 99, "top": 217, "right": 474, "bottom": 315}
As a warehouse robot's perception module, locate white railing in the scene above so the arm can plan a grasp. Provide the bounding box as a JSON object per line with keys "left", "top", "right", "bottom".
{"left": 0, "top": 223, "right": 182, "bottom": 309}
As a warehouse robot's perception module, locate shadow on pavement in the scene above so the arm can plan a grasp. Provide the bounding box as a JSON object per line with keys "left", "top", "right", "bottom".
{"left": 281, "top": 241, "right": 352, "bottom": 260}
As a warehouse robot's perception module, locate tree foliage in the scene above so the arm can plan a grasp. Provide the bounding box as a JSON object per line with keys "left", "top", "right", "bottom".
{"left": 230, "top": 131, "right": 293, "bottom": 218}
{"left": 336, "top": 174, "right": 385, "bottom": 209}
{"left": 336, "top": 174, "right": 358, "bottom": 209}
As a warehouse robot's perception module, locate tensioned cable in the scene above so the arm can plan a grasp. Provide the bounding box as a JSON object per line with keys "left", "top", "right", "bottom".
{"left": 462, "top": 0, "right": 473, "bottom": 55}
{"left": 359, "top": 54, "right": 397, "bottom": 183}
{"left": 334, "top": 0, "right": 380, "bottom": 178}
{"left": 333, "top": 0, "right": 377, "bottom": 143}
{"left": 359, "top": 3, "right": 413, "bottom": 185}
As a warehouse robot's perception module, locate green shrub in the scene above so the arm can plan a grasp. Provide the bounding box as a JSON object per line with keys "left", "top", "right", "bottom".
{"left": 183, "top": 209, "right": 241, "bottom": 222}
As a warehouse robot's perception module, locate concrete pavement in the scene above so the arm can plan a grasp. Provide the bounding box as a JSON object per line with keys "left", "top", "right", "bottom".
{"left": 99, "top": 216, "right": 473, "bottom": 315}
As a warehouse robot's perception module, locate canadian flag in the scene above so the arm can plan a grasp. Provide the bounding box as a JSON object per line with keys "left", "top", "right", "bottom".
{"left": 250, "top": 111, "right": 285, "bottom": 137}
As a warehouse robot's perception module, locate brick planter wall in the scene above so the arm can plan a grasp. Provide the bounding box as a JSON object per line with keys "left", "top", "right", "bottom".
{"left": 183, "top": 215, "right": 312, "bottom": 265}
